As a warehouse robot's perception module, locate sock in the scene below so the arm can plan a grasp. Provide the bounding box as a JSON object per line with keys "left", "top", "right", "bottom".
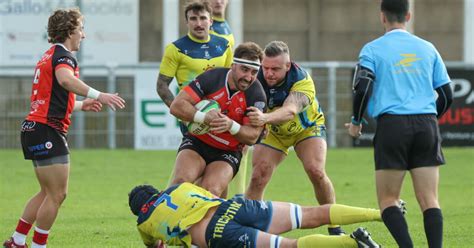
{"left": 424, "top": 208, "right": 443, "bottom": 248}
{"left": 329, "top": 204, "right": 382, "bottom": 225}
{"left": 32, "top": 226, "right": 49, "bottom": 247}
{"left": 382, "top": 206, "right": 413, "bottom": 248}
{"left": 230, "top": 148, "right": 249, "bottom": 195}
{"left": 12, "top": 218, "right": 32, "bottom": 245}
{"left": 297, "top": 234, "right": 356, "bottom": 248}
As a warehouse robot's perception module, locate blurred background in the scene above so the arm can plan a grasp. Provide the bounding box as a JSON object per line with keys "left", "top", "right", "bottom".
{"left": 1, "top": 0, "right": 473, "bottom": 149}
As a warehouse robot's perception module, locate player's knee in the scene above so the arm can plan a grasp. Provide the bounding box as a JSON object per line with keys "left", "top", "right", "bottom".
{"left": 172, "top": 176, "right": 191, "bottom": 185}
{"left": 415, "top": 193, "right": 439, "bottom": 210}
{"left": 305, "top": 166, "right": 327, "bottom": 181}
{"left": 49, "top": 191, "right": 67, "bottom": 205}
{"left": 202, "top": 184, "right": 225, "bottom": 196}
{"left": 251, "top": 160, "right": 274, "bottom": 179}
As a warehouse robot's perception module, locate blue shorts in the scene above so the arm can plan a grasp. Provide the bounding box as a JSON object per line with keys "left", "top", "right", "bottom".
{"left": 205, "top": 197, "right": 274, "bottom": 248}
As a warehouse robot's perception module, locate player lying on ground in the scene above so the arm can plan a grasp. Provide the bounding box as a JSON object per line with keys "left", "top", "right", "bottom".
{"left": 129, "top": 182, "right": 384, "bottom": 248}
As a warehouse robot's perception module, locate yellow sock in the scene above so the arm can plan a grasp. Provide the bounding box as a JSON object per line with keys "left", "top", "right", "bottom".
{"left": 297, "top": 234, "right": 356, "bottom": 248}
{"left": 330, "top": 204, "right": 382, "bottom": 225}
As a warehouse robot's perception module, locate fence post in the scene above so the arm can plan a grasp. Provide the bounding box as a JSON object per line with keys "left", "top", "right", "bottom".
{"left": 107, "top": 64, "right": 117, "bottom": 149}
{"left": 327, "top": 62, "right": 338, "bottom": 148}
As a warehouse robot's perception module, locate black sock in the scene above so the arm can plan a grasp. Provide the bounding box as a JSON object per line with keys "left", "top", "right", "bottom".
{"left": 424, "top": 208, "right": 443, "bottom": 248}
{"left": 382, "top": 206, "right": 413, "bottom": 248}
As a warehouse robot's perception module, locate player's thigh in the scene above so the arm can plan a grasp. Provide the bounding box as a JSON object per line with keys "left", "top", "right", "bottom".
{"left": 410, "top": 166, "right": 440, "bottom": 210}
{"left": 294, "top": 136, "right": 327, "bottom": 169}
{"left": 252, "top": 144, "right": 286, "bottom": 172}
{"left": 266, "top": 201, "right": 298, "bottom": 234}
{"left": 201, "top": 161, "right": 234, "bottom": 190}
{"left": 35, "top": 163, "right": 70, "bottom": 194}
{"left": 375, "top": 170, "right": 406, "bottom": 208}
{"left": 174, "top": 149, "right": 206, "bottom": 182}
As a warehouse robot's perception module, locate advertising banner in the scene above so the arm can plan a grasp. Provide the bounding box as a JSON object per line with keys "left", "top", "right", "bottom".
{"left": 134, "top": 69, "right": 182, "bottom": 150}
{"left": 0, "top": 0, "right": 138, "bottom": 65}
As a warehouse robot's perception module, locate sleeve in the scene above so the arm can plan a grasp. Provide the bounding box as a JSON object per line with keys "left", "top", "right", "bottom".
{"left": 54, "top": 56, "right": 76, "bottom": 72}
{"left": 359, "top": 44, "right": 375, "bottom": 74}
{"left": 182, "top": 71, "right": 215, "bottom": 102}
{"left": 432, "top": 49, "right": 451, "bottom": 89}
{"left": 223, "top": 44, "right": 233, "bottom": 68}
{"left": 290, "top": 75, "right": 315, "bottom": 105}
{"left": 159, "top": 44, "right": 180, "bottom": 78}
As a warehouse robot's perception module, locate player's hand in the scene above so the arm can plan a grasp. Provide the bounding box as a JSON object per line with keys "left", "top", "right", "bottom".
{"left": 345, "top": 122, "right": 363, "bottom": 138}
{"left": 97, "top": 93, "right": 125, "bottom": 111}
{"left": 81, "top": 98, "right": 102, "bottom": 112}
{"left": 209, "top": 112, "right": 232, "bottom": 133}
{"left": 247, "top": 106, "right": 267, "bottom": 126}
{"left": 203, "top": 109, "right": 221, "bottom": 124}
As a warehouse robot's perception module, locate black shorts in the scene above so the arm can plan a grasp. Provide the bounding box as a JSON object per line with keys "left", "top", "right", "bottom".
{"left": 373, "top": 114, "right": 445, "bottom": 170}
{"left": 178, "top": 135, "right": 242, "bottom": 176}
{"left": 21, "top": 120, "right": 70, "bottom": 162}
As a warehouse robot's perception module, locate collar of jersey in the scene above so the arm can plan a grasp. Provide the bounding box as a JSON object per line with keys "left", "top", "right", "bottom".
{"left": 385, "top": 28, "right": 409, "bottom": 36}
{"left": 54, "top": 43, "right": 71, "bottom": 52}
{"left": 212, "top": 16, "right": 225, "bottom": 22}
{"left": 187, "top": 33, "right": 210, "bottom": 43}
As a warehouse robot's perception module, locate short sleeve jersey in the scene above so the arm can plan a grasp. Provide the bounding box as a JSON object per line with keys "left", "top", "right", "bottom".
{"left": 183, "top": 68, "right": 267, "bottom": 151}
{"left": 210, "top": 17, "right": 235, "bottom": 49}
{"left": 159, "top": 34, "right": 233, "bottom": 90}
{"left": 359, "top": 29, "right": 451, "bottom": 118}
{"left": 257, "top": 62, "right": 325, "bottom": 137}
{"left": 137, "top": 183, "right": 224, "bottom": 248}
{"left": 26, "top": 44, "right": 79, "bottom": 133}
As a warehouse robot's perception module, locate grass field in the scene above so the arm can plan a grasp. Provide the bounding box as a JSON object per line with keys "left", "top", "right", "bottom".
{"left": 1, "top": 148, "right": 473, "bottom": 247}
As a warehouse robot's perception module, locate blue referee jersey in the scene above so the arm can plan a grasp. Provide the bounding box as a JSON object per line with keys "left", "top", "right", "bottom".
{"left": 359, "top": 29, "right": 451, "bottom": 118}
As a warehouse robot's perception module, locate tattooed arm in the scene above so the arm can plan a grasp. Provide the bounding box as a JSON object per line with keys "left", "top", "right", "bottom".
{"left": 248, "top": 91, "right": 310, "bottom": 126}
{"left": 156, "top": 73, "right": 175, "bottom": 108}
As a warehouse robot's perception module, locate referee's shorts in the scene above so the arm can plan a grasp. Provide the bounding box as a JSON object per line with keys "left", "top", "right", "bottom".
{"left": 373, "top": 114, "right": 445, "bottom": 170}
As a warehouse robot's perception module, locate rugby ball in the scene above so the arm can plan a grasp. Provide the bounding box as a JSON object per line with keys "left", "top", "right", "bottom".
{"left": 187, "top": 99, "right": 220, "bottom": 135}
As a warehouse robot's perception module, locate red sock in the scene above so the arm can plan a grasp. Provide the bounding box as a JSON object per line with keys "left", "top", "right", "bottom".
{"left": 15, "top": 218, "right": 32, "bottom": 235}
{"left": 32, "top": 227, "right": 49, "bottom": 246}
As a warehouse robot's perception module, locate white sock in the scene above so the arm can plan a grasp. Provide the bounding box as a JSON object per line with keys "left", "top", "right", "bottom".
{"left": 31, "top": 242, "right": 47, "bottom": 248}
{"left": 12, "top": 231, "right": 27, "bottom": 245}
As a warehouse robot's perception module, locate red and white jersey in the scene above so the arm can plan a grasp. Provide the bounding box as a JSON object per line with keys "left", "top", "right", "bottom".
{"left": 26, "top": 44, "right": 79, "bottom": 133}
{"left": 183, "top": 68, "right": 267, "bottom": 151}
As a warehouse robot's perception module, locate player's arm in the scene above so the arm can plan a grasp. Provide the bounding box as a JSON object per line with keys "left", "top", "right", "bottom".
{"left": 170, "top": 89, "right": 219, "bottom": 125}
{"left": 156, "top": 73, "right": 175, "bottom": 108}
{"left": 247, "top": 91, "right": 309, "bottom": 126}
{"left": 345, "top": 64, "right": 374, "bottom": 138}
{"left": 351, "top": 64, "right": 374, "bottom": 124}
{"left": 56, "top": 67, "right": 125, "bottom": 111}
{"left": 233, "top": 123, "right": 265, "bottom": 145}
{"left": 209, "top": 112, "right": 264, "bottom": 145}
{"left": 435, "top": 83, "right": 453, "bottom": 118}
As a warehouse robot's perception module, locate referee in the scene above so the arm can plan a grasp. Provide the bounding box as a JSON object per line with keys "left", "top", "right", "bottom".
{"left": 346, "top": 0, "right": 453, "bottom": 247}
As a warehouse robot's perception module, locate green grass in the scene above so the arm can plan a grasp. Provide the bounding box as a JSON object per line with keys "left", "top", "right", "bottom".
{"left": 1, "top": 148, "right": 473, "bottom": 247}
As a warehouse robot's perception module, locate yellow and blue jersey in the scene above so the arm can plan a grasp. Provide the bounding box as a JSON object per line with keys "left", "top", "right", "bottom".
{"left": 257, "top": 62, "right": 325, "bottom": 137}
{"left": 159, "top": 33, "right": 233, "bottom": 90}
{"left": 210, "top": 17, "right": 235, "bottom": 49}
{"left": 136, "top": 182, "right": 224, "bottom": 247}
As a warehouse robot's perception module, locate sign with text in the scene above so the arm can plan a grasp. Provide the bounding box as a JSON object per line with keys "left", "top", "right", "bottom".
{"left": 0, "top": 0, "right": 138, "bottom": 65}
{"left": 353, "top": 68, "right": 474, "bottom": 147}
{"left": 134, "top": 69, "right": 182, "bottom": 150}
